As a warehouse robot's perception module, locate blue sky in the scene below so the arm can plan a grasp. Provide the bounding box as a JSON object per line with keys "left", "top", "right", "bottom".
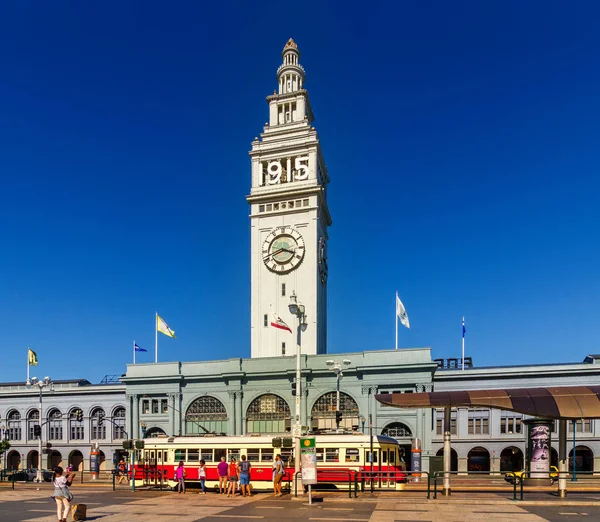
{"left": 2, "top": 1, "right": 599, "bottom": 383}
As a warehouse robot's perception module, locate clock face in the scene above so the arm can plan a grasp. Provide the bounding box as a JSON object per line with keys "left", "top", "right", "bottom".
{"left": 263, "top": 226, "right": 305, "bottom": 273}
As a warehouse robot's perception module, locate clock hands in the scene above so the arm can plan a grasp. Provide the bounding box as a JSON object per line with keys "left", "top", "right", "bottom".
{"left": 263, "top": 246, "right": 298, "bottom": 261}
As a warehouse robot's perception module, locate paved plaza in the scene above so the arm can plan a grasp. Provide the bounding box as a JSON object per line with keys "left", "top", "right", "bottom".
{"left": 2, "top": 485, "right": 600, "bottom": 522}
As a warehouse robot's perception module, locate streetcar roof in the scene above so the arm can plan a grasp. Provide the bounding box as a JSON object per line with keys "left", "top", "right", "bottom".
{"left": 142, "top": 434, "right": 400, "bottom": 446}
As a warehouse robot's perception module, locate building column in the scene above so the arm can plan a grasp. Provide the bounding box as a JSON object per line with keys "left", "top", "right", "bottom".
{"left": 443, "top": 406, "right": 452, "bottom": 496}
{"left": 237, "top": 392, "right": 244, "bottom": 436}
{"left": 228, "top": 391, "right": 237, "bottom": 436}
{"left": 176, "top": 393, "right": 182, "bottom": 436}
{"left": 558, "top": 419, "right": 568, "bottom": 497}
{"left": 169, "top": 394, "right": 176, "bottom": 436}
{"left": 132, "top": 395, "right": 140, "bottom": 439}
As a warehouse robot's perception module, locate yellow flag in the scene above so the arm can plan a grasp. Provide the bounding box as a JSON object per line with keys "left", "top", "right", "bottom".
{"left": 28, "top": 348, "right": 38, "bottom": 366}
{"left": 157, "top": 315, "right": 176, "bottom": 338}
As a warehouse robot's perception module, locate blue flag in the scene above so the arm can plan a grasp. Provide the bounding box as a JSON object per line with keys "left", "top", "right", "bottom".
{"left": 462, "top": 318, "right": 466, "bottom": 338}
{"left": 134, "top": 343, "right": 147, "bottom": 352}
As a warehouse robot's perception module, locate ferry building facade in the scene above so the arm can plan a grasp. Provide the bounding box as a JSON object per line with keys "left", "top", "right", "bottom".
{"left": 2, "top": 40, "right": 600, "bottom": 475}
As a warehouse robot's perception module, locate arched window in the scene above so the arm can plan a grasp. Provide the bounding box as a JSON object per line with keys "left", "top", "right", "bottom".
{"left": 112, "top": 407, "right": 126, "bottom": 440}
{"left": 146, "top": 427, "right": 167, "bottom": 438}
{"left": 185, "top": 396, "right": 228, "bottom": 435}
{"left": 381, "top": 422, "right": 412, "bottom": 438}
{"left": 7, "top": 411, "right": 22, "bottom": 441}
{"left": 91, "top": 408, "right": 106, "bottom": 440}
{"left": 69, "top": 408, "right": 84, "bottom": 440}
{"left": 27, "top": 409, "right": 40, "bottom": 441}
{"left": 246, "top": 394, "right": 290, "bottom": 434}
{"left": 47, "top": 409, "right": 63, "bottom": 440}
{"left": 311, "top": 392, "right": 359, "bottom": 432}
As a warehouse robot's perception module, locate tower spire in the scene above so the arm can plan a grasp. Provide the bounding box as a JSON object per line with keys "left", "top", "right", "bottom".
{"left": 277, "top": 38, "right": 305, "bottom": 94}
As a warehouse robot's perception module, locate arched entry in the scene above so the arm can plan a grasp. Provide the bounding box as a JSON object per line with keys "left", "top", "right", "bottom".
{"left": 49, "top": 451, "right": 62, "bottom": 469}
{"left": 7, "top": 450, "right": 21, "bottom": 470}
{"left": 310, "top": 392, "right": 359, "bottom": 432}
{"left": 98, "top": 450, "right": 106, "bottom": 471}
{"left": 550, "top": 446, "right": 558, "bottom": 468}
{"left": 500, "top": 447, "right": 523, "bottom": 472}
{"left": 436, "top": 448, "right": 458, "bottom": 471}
{"left": 381, "top": 422, "right": 412, "bottom": 438}
{"left": 569, "top": 445, "right": 594, "bottom": 473}
{"left": 246, "top": 394, "right": 291, "bottom": 434}
{"left": 468, "top": 446, "right": 490, "bottom": 472}
{"left": 69, "top": 450, "right": 84, "bottom": 471}
{"left": 185, "top": 396, "right": 228, "bottom": 435}
{"left": 27, "top": 450, "right": 39, "bottom": 469}
{"left": 146, "top": 427, "right": 167, "bottom": 438}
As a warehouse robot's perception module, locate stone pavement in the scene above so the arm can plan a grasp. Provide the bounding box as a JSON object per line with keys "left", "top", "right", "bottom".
{"left": 2, "top": 486, "right": 600, "bottom": 522}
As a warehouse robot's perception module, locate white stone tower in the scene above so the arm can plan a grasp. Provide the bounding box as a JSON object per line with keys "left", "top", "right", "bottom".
{"left": 248, "top": 39, "right": 331, "bottom": 358}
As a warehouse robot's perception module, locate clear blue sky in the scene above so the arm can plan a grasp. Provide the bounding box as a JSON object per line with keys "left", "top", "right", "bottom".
{"left": 2, "top": 1, "right": 599, "bottom": 383}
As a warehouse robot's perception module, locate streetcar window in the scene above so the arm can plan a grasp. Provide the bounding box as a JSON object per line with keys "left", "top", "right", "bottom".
{"left": 345, "top": 448, "right": 359, "bottom": 463}
{"left": 228, "top": 449, "right": 241, "bottom": 461}
{"left": 365, "top": 450, "right": 378, "bottom": 463}
{"left": 201, "top": 448, "right": 213, "bottom": 462}
{"left": 188, "top": 449, "right": 199, "bottom": 462}
{"left": 149, "top": 451, "right": 156, "bottom": 464}
{"left": 389, "top": 449, "right": 396, "bottom": 464}
{"left": 247, "top": 449, "right": 260, "bottom": 462}
{"left": 382, "top": 450, "right": 388, "bottom": 463}
{"left": 175, "top": 449, "right": 185, "bottom": 461}
{"left": 315, "top": 448, "right": 324, "bottom": 463}
{"left": 215, "top": 449, "right": 226, "bottom": 461}
{"left": 280, "top": 448, "right": 293, "bottom": 467}
{"left": 261, "top": 449, "right": 274, "bottom": 462}
{"left": 325, "top": 448, "right": 339, "bottom": 463}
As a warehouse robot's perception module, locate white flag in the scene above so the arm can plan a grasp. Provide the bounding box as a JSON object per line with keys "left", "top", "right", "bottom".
{"left": 396, "top": 294, "right": 410, "bottom": 329}
{"left": 157, "top": 315, "right": 176, "bottom": 338}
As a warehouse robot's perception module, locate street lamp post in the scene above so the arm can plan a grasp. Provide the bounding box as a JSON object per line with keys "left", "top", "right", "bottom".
{"left": 288, "top": 292, "right": 307, "bottom": 479}
{"left": 26, "top": 376, "right": 53, "bottom": 483}
{"left": 325, "top": 359, "right": 351, "bottom": 432}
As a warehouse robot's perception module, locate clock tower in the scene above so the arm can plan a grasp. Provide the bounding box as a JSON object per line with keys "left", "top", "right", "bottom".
{"left": 248, "top": 39, "right": 331, "bottom": 358}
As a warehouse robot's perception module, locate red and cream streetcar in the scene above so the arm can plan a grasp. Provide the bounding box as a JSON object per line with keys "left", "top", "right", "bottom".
{"left": 134, "top": 433, "right": 406, "bottom": 490}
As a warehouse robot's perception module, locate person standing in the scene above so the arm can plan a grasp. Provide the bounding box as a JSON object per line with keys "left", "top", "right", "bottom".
{"left": 217, "top": 456, "right": 228, "bottom": 494}
{"left": 51, "top": 466, "right": 75, "bottom": 522}
{"left": 117, "top": 458, "right": 127, "bottom": 484}
{"left": 226, "top": 457, "right": 238, "bottom": 497}
{"left": 238, "top": 455, "right": 252, "bottom": 497}
{"left": 198, "top": 459, "right": 207, "bottom": 495}
{"left": 273, "top": 454, "right": 285, "bottom": 497}
{"left": 175, "top": 461, "right": 186, "bottom": 494}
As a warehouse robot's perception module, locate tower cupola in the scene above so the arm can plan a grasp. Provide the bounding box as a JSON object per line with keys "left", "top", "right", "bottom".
{"left": 277, "top": 38, "right": 305, "bottom": 94}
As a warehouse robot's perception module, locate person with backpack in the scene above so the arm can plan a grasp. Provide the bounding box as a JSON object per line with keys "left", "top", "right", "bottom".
{"left": 51, "top": 466, "right": 75, "bottom": 522}
{"left": 238, "top": 455, "right": 252, "bottom": 497}
{"left": 175, "top": 461, "right": 186, "bottom": 494}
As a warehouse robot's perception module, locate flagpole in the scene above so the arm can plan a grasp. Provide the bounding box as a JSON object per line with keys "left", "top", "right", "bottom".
{"left": 461, "top": 316, "right": 465, "bottom": 371}
{"left": 27, "top": 347, "right": 30, "bottom": 382}
{"left": 133, "top": 340, "right": 136, "bottom": 365}
{"left": 395, "top": 292, "right": 398, "bottom": 350}
{"left": 155, "top": 312, "right": 158, "bottom": 364}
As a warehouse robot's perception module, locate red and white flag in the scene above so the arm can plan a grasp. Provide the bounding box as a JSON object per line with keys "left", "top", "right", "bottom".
{"left": 271, "top": 313, "right": 292, "bottom": 333}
